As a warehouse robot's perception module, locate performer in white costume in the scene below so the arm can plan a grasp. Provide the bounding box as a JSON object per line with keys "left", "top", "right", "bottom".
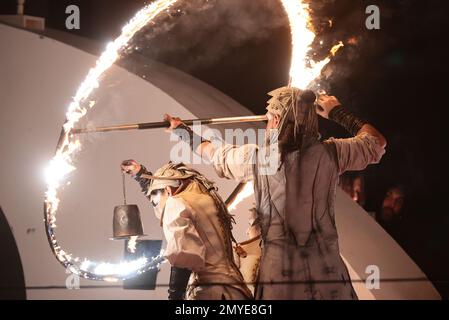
{"left": 121, "top": 160, "right": 252, "bottom": 300}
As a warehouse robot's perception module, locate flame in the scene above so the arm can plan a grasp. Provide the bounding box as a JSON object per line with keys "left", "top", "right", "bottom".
{"left": 227, "top": 182, "right": 254, "bottom": 212}
{"left": 330, "top": 41, "right": 344, "bottom": 56}
{"left": 280, "top": 0, "right": 342, "bottom": 89}
{"left": 44, "top": 0, "right": 178, "bottom": 281}
{"left": 127, "top": 236, "right": 138, "bottom": 253}
{"left": 227, "top": 1, "right": 344, "bottom": 213}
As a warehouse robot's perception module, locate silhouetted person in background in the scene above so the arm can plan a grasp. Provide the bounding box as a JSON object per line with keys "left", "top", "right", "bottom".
{"left": 376, "top": 185, "right": 406, "bottom": 234}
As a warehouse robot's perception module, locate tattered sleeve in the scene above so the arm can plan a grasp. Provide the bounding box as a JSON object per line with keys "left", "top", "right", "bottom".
{"left": 326, "top": 133, "right": 386, "bottom": 174}
{"left": 205, "top": 143, "right": 258, "bottom": 182}
{"left": 162, "top": 197, "right": 206, "bottom": 272}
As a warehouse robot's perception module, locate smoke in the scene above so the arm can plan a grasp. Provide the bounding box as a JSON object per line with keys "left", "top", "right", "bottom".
{"left": 303, "top": 0, "right": 405, "bottom": 111}
{"left": 127, "top": 0, "right": 289, "bottom": 71}
{"left": 121, "top": 0, "right": 386, "bottom": 112}
{"left": 118, "top": 0, "right": 410, "bottom": 112}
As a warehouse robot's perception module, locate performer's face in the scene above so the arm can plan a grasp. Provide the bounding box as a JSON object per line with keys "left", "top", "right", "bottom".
{"left": 265, "top": 111, "right": 281, "bottom": 145}
{"left": 150, "top": 189, "right": 169, "bottom": 220}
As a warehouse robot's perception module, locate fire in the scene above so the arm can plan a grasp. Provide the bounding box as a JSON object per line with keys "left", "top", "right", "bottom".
{"left": 44, "top": 0, "right": 178, "bottom": 281}
{"left": 223, "top": 1, "right": 344, "bottom": 212}
{"left": 330, "top": 41, "right": 344, "bottom": 56}
{"left": 127, "top": 236, "right": 138, "bottom": 254}
{"left": 280, "top": 0, "right": 343, "bottom": 89}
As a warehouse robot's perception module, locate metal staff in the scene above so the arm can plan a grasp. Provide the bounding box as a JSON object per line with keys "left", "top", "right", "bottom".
{"left": 71, "top": 115, "right": 267, "bottom": 134}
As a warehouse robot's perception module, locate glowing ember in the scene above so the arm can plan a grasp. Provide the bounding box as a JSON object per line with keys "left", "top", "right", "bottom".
{"left": 347, "top": 36, "right": 358, "bottom": 46}
{"left": 330, "top": 41, "right": 344, "bottom": 56}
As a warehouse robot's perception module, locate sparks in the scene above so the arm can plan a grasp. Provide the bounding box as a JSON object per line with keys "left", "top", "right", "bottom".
{"left": 44, "top": 0, "right": 179, "bottom": 282}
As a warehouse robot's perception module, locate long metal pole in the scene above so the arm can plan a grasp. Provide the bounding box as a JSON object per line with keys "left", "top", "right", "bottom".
{"left": 71, "top": 115, "right": 267, "bottom": 134}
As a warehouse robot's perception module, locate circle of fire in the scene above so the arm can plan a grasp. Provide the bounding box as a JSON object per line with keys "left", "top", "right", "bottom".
{"left": 44, "top": 0, "right": 343, "bottom": 282}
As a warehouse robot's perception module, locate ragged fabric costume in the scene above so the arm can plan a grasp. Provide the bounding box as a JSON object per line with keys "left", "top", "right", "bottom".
{"left": 134, "top": 164, "right": 252, "bottom": 300}
{"left": 200, "top": 87, "right": 386, "bottom": 300}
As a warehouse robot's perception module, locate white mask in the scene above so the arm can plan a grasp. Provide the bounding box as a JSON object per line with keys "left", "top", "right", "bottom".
{"left": 150, "top": 190, "right": 164, "bottom": 220}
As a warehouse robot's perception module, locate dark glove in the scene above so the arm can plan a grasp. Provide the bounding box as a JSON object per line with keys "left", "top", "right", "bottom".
{"left": 168, "top": 266, "right": 192, "bottom": 300}
{"left": 329, "top": 106, "right": 367, "bottom": 136}
{"left": 173, "top": 123, "right": 210, "bottom": 151}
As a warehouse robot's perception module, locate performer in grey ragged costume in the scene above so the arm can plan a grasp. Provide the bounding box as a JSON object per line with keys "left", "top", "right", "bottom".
{"left": 164, "top": 87, "right": 387, "bottom": 300}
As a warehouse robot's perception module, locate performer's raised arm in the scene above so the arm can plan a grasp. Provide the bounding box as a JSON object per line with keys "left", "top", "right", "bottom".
{"left": 164, "top": 114, "right": 257, "bottom": 182}
{"left": 316, "top": 95, "right": 387, "bottom": 174}
{"left": 120, "top": 159, "right": 153, "bottom": 199}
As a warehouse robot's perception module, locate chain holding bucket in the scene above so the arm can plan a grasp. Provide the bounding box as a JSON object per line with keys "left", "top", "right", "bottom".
{"left": 110, "top": 172, "right": 146, "bottom": 240}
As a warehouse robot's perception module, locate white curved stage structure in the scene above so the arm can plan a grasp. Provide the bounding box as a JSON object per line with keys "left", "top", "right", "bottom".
{"left": 0, "top": 23, "right": 440, "bottom": 299}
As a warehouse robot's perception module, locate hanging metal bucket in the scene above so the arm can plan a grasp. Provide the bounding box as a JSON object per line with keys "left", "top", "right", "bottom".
{"left": 110, "top": 204, "right": 146, "bottom": 240}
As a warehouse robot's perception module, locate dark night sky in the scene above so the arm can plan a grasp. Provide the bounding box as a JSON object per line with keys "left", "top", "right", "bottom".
{"left": 1, "top": 0, "right": 448, "bottom": 297}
